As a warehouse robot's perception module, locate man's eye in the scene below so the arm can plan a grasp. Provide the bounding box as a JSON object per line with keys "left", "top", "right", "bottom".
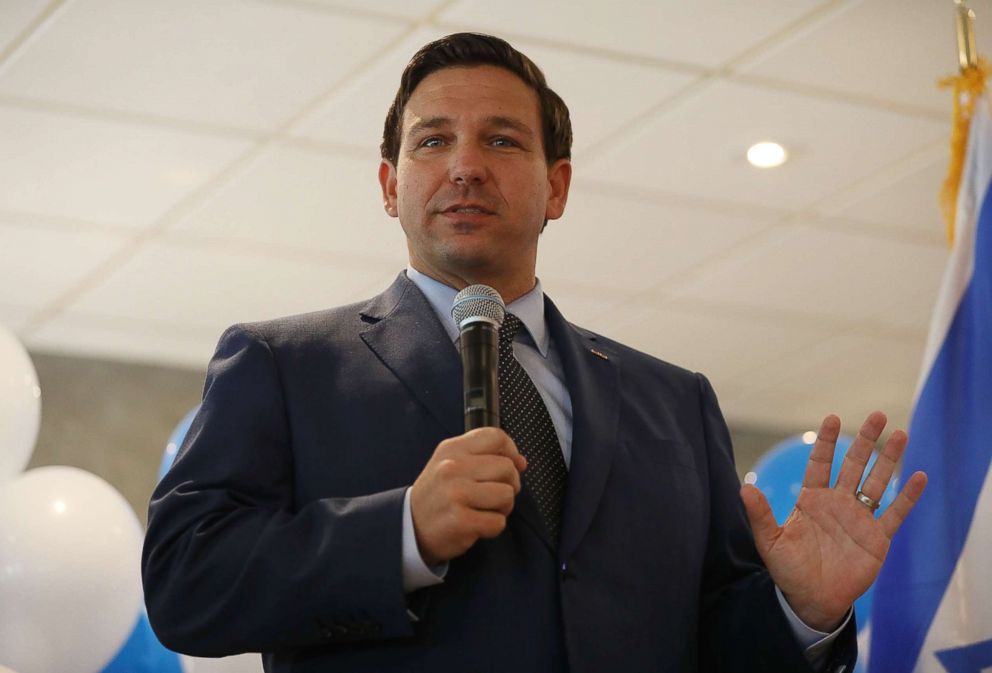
{"left": 420, "top": 137, "right": 444, "bottom": 148}
{"left": 492, "top": 137, "right": 517, "bottom": 147}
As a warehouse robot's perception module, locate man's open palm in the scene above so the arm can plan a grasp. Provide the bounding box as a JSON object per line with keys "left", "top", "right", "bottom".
{"left": 740, "top": 412, "right": 928, "bottom": 631}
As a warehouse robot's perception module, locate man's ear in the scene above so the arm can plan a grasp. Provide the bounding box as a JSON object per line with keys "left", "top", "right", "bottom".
{"left": 545, "top": 159, "right": 572, "bottom": 221}
{"left": 378, "top": 160, "right": 398, "bottom": 218}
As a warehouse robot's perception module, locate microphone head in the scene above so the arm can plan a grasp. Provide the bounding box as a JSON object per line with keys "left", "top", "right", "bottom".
{"left": 451, "top": 284, "right": 505, "bottom": 329}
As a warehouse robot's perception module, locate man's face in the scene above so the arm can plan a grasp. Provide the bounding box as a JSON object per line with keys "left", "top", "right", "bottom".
{"left": 379, "top": 65, "right": 571, "bottom": 298}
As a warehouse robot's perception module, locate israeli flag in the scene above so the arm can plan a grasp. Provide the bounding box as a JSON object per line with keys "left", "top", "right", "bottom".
{"left": 867, "top": 97, "right": 992, "bottom": 671}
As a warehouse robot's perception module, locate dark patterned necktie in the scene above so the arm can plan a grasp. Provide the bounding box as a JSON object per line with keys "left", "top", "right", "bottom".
{"left": 498, "top": 313, "right": 567, "bottom": 540}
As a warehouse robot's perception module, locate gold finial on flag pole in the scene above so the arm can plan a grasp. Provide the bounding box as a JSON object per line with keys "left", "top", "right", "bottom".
{"left": 955, "top": 0, "right": 978, "bottom": 71}
{"left": 941, "top": 1, "right": 987, "bottom": 244}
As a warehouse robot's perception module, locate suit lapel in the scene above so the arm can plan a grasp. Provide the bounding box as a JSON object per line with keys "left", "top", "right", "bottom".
{"left": 545, "top": 297, "right": 621, "bottom": 560}
{"left": 359, "top": 273, "right": 463, "bottom": 438}
{"left": 513, "top": 469, "right": 557, "bottom": 554}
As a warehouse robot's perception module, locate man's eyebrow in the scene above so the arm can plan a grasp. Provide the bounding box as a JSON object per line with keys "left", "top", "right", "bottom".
{"left": 406, "top": 116, "right": 451, "bottom": 138}
{"left": 404, "top": 115, "right": 537, "bottom": 139}
{"left": 484, "top": 116, "right": 536, "bottom": 138}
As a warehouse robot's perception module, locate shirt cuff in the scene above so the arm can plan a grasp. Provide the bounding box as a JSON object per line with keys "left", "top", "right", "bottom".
{"left": 401, "top": 487, "right": 447, "bottom": 593}
{"left": 775, "top": 586, "right": 852, "bottom": 668}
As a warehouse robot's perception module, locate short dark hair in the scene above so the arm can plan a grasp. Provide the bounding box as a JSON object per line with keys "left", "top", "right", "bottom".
{"left": 380, "top": 33, "right": 572, "bottom": 166}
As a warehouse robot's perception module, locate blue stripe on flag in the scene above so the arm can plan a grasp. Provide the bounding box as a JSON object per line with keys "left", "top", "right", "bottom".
{"left": 935, "top": 638, "right": 992, "bottom": 673}
{"left": 868, "top": 134, "right": 992, "bottom": 670}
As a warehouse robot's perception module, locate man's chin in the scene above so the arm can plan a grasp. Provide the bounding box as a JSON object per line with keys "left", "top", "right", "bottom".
{"left": 435, "top": 242, "right": 500, "bottom": 270}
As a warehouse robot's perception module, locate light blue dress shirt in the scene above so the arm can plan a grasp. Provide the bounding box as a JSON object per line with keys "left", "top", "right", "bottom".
{"left": 408, "top": 266, "right": 573, "bottom": 464}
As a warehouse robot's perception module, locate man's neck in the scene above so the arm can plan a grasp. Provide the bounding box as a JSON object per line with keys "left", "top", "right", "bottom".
{"left": 407, "top": 261, "right": 536, "bottom": 305}
{"left": 406, "top": 266, "right": 550, "bottom": 357}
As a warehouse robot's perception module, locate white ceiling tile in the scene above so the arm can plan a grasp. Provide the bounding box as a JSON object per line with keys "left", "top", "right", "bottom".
{"left": 0, "top": 222, "right": 125, "bottom": 309}
{"left": 601, "top": 300, "right": 827, "bottom": 395}
{"left": 516, "top": 44, "right": 696, "bottom": 157}
{"left": 0, "top": 0, "right": 50, "bottom": 53}
{"left": 718, "top": 332, "right": 924, "bottom": 432}
{"left": 817, "top": 155, "right": 948, "bottom": 239}
{"left": 0, "top": 106, "right": 251, "bottom": 226}
{"left": 0, "top": 304, "right": 34, "bottom": 333}
{"left": 438, "top": 0, "right": 825, "bottom": 67}
{"left": 583, "top": 80, "right": 947, "bottom": 211}
{"left": 290, "top": 27, "right": 449, "bottom": 149}
{"left": 64, "top": 240, "right": 402, "bottom": 333}
{"left": 275, "top": 0, "right": 445, "bottom": 20}
{"left": 672, "top": 223, "right": 948, "bottom": 333}
{"left": 538, "top": 188, "right": 770, "bottom": 291}
{"left": 0, "top": 0, "right": 406, "bottom": 130}
{"left": 171, "top": 143, "right": 408, "bottom": 263}
{"left": 740, "top": 0, "right": 992, "bottom": 113}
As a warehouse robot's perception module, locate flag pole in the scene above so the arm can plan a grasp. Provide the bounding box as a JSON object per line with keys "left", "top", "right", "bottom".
{"left": 955, "top": 0, "right": 977, "bottom": 71}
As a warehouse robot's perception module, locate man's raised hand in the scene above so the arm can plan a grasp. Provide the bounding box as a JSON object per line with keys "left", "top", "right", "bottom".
{"left": 740, "top": 411, "right": 928, "bottom": 631}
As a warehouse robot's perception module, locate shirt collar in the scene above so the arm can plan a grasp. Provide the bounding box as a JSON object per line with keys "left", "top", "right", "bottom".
{"left": 406, "top": 266, "right": 550, "bottom": 357}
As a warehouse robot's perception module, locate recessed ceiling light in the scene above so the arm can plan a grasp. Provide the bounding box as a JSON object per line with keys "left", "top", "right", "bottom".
{"left": 747, "top": 141, "right": 788, "bottom": 168}
{"left": 802, "top": 430, "right": 818, "bottom": 445}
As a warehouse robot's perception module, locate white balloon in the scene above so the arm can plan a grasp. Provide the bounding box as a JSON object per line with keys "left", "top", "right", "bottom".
{"left": 181, "top": 654, "right": 264, "bottom": 673}
{"left": 0, "top": 466, "right": 144, "bottom": 673}
{"left": 0, "top": 328, "right": 41, "bottom": 481}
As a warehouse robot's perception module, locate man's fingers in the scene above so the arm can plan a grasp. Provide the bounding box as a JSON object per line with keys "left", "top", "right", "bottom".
{"left": 740, "top": 484, "right": 780, "bottom": 556}
{"left": 473, "top": 510, "right": 510, "bottom": 539}
{"left": 466, "top": 454, "right": 523, "bottom": 493}
{"left": 834, "top": 411, "right": 886, "bottom": 493}
{"left": 453, "top": 427, "right": 528, "bottom": 471}
{"left": 802, "top": 415, "right": 840, "bottom": 489}
{"left": 859, "top": 429, "right": 908, "bottom": 502}
{"left": 880, "top": 471, "right": 928, "bottom": 539}
{"left": 465, "top": 482, "right": 517, "bottom": 515}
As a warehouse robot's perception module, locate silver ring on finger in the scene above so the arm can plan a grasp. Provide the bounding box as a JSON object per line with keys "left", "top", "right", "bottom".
{"left": 856, "top": 490, "right": 880, "bottom": 512}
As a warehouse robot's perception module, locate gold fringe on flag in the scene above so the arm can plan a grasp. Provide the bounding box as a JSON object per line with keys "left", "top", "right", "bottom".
{"left": 938, "top": 57, "right": 990, "bottom": 245}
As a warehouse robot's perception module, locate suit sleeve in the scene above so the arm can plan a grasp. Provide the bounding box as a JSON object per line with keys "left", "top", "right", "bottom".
{"left": 141, "top": 325, "right": 416, "bottom": 656}
{"left": 693, "top": 373, "right": 858, "bottom": 673}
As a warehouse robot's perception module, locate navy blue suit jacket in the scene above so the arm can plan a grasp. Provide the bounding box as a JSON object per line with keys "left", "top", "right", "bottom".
{"left": 142, "top": 273, "right": 856, "bottom": 672}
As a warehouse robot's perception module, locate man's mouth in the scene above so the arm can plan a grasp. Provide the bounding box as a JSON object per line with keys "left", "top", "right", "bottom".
{"left": 443, "top": 204, "right": 495, "bottom": 215}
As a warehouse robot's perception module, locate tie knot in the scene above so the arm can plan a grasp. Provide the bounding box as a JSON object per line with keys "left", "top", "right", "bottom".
{"left": 499, "top": 313, "right": 523, "bottom": 344}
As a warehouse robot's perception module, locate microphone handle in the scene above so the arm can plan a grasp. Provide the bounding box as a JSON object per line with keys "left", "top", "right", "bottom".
{"left": 460, "top": 321, "right": 500, "bottom": 431}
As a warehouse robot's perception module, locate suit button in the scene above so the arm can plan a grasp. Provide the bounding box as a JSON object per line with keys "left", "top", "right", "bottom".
{"left": 560, "top": 562, "right": 574, "bottom": 580}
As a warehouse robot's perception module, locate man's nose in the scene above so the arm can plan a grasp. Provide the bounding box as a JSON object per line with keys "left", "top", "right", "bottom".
{"left": 449, "top": 144, "right": 487, "bottom": 185}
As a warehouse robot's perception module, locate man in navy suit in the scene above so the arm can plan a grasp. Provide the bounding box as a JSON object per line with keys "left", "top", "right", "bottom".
{"left": 142, "top": 33, "right": 928, "bottom": 672}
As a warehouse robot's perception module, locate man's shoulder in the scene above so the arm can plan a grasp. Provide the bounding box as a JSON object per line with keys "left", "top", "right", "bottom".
{"left": 216, "top": 273, "right": 414, "bottom": 353}
{"left": 217, "top": 299, "right": 374, "bottom": 353}
{"left": 565, "top": 321, "right": 700, "bottom": 385}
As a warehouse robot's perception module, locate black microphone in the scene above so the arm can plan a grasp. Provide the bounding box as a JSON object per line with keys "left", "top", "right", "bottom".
{"left": 451, "top": 285, "right": 505, "bottom": 431}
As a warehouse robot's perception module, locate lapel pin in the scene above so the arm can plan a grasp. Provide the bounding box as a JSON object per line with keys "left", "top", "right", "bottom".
{"left": 590, "top": 348, "right": 609, "bottom": 360}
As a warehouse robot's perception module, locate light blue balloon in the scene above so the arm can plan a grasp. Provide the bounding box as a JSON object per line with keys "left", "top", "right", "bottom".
{"left": 158, "top": 405, "right": 200, "bottom": 482}
{"left": 100, "top": 611, "right": 183, "bottom": 673}
{"left": 748, "top": 433, "right": 900, "bottom": 635}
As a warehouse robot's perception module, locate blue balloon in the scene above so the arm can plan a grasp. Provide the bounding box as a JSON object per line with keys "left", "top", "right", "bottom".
{"left": 748, "top": 433, "right": 900, "bottom": 636}
{"left": 101, "top": 611, "right": 183, "bottom": 673}
{"left": 158, "top": 405, "right": 201, "bottom": 482}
